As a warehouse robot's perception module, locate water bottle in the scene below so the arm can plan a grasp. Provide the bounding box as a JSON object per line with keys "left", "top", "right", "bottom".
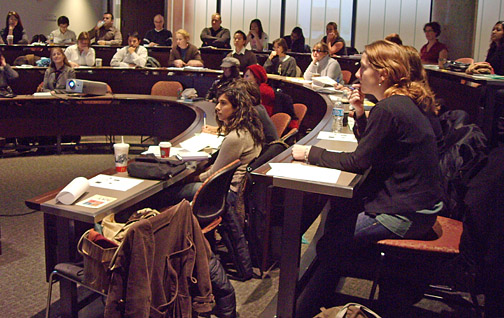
{"left": 332, "top": 97, "right": 344, "bottom": 134}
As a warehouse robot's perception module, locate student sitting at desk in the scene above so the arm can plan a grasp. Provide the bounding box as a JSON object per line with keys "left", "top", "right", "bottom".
{"left": 303, "top": 42, "right": 343, "bottom": 83}
{"left": 206, "top": 56, "right": 241, "bottom": 101}
{"left": 0, "top": 50, "right": 18, "bottom": 96}
{"left": 142, "top": 14, "right": 172, "bottom": 47}
{"left": 65, "top": 31, "right": 96, "bottom": 67}
{"left": 293, "top": 40, "right": 443, "bottom": 314}
{"left": 0, "top": 11, "right": 29, "bottom": 44}
{"left": 49, "top": 16, "right": 76, "bottom": 44}
{"left": 263, "top": 38, "right": 297, "bottom": 77}
{"left": 110, "top": 32, "right": 148, "bottom": 68}
{"left": 203, "top": 78, "right": 278, "bottom": 144}
{"left": 42, "top": 47, "right": 76, "bottom": 93}
{"left": 169, "top": 29, "right": 204, "bottom": 68}
{"left": 88, "top": 12, "right": 122, "bottom": 46}
{"left": 227, "top": 30, "right": 257, "bottom": 72}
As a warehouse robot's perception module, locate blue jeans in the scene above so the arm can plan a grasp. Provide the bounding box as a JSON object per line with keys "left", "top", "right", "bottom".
{"left": 354, "top": 212, "right": 399, "bottom": 244}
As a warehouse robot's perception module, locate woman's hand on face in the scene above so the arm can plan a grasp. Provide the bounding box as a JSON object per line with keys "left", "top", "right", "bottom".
{"left": 349, "top": 84, "right": 365, "bottom": 118}
{"left": 269, "top": 50, "right": 277, "bottom": 60}
{"left": 292, "top": 145, "right": 311, "bottom": 161}
{"left": 327, "top": 32, "right": 336, "bottom": 42}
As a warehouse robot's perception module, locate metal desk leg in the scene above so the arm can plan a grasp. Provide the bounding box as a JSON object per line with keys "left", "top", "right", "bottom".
{"left": 55, "top": 216, "right": 79, "bottom": 318}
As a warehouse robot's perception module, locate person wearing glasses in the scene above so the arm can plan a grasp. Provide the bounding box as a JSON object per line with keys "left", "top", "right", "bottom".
{"left": 303, "top": 42, "right": 343, "bottom": 83}
{"left": 0, "top": 11, "right": 29, "bottom": 44}
{"left": 486, "top": 21, "right": 504, "bottom": 75}
{"left": 420, "top": 22, "right": 448, "bottom": 64}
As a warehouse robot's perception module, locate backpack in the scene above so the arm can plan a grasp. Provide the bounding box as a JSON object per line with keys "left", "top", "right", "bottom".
{"left": 242, "top": 140, "right": 290, "bottom": 273}
{"left": 145, "top": 56, "right": 161, "bottom": 68}
{"left": 438, "top": 110, "right": 488, "bottom": 221}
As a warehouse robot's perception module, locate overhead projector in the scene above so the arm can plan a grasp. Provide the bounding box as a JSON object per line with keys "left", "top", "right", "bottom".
{"left": 66, "top": 79, "right": 108, "bottom": 95}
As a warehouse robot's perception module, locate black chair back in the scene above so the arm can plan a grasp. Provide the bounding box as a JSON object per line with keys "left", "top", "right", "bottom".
{"left": 192, "top": 159, "right": 241, "bottom": 225}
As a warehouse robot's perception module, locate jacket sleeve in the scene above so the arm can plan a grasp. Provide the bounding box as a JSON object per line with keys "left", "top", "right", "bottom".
{"left": 108, "top": 29, "right": 123, "bottom": 46}
{"left": 199, "top": 131, "right": 245, "bottom": 182}
{"left": 263, "top": 57, "right": 275, "bottom": 74}
{"left": 110, "top": 48, "right": 125, "bottom": 67}
{"left": 4, "top": 64, "right": 18, "bottom": 80}
{"left": 213, "top": 29, "right": 230, "bottom": 48}
{"left": 190, "top": 46, "right": 204, "bottom": 63}
{"left": 86, "top": 48, "right": 96, "bottom": 66}
{"left": 200, "top": 28, "right": 213, "bottom": 45}
{"left": 308, "top": 105, "right": 393, "bottom": 173}
{"left": 284, "top": 58, "right": 297, "bottom": 77}
{"left": 327, "top": 59, "right": 343, "bottom": 83}
{"left": 131, "top": 47, "right": 148, "bottom": 67}
{"left": 105, "top": 222, "right": 155, "bottom": 318}
{"left": 303, "top": 61, "right": 316, "bottom": 80}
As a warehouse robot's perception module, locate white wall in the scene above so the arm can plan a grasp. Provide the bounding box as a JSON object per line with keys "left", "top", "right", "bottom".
{"left": 474, "top": 0, "right": 504, "bottom": 62}
{"left": 1, "top": 0, "right": 105, "bottom": 41}
{"left": 355, "top": 0, "right": 431, "bottom": 53}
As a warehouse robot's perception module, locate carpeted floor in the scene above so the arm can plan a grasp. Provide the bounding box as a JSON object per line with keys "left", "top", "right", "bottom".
{"left": 0, "top": 151, "right": 481, "bottom": 317}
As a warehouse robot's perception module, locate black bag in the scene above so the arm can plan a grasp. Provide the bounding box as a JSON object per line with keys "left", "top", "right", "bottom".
{"left": 443, "top": 60, "right": 470, "bottom": 72}
{"left": 127, "top": 154, "right": 186, "bottom": 180}
{"left": 0, "top": 86, "right": 16, "bottom": 98}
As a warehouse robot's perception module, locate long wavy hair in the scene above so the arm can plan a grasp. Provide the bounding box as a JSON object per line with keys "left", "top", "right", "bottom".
{"left": 364, "top": 40, "right": 436, "bottom": 114}
{"left": 216, "top": 86, "right": 264, "bottom": 146}
{"left": 49, "top": 47, "right": 72, "bottom": 69}
{"left": 402, "top": 45, "right": 439, "bottom": 114}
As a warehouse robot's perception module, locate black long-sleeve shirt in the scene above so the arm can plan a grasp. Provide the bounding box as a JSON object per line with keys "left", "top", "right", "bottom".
{"left": 309, "top": 95, "right": 442, "bottom": 214}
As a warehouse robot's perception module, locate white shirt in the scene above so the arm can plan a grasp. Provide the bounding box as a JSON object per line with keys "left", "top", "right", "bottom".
{"left": 110, "top": 46, "right": 148, "bottom": 67}
{"left": 50, "top": 29, "right": 77, "bottom": 44}
{"left": 64, "top": 45, "right": 96, "bottom": 66}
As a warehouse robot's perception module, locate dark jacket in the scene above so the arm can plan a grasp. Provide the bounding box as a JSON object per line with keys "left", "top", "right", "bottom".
{"left": 105, "top": 200, "right": 214, "bottom": 318}
{"left": 168, "top": 44, "right": 203, "bottom": 66}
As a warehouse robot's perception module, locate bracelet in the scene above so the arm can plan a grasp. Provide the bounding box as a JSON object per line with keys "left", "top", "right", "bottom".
{"left": 304, "top": 147, "right": 309, "bottom": 163}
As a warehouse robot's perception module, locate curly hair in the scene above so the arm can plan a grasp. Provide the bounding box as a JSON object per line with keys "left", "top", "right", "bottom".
{"left": 216, "top": 86, "right": 264, "bottom": 146}
{"left": 403, "top": 45, "right": 439, "bottom": 114}
{"left": 364, "top": 40, "right": 436, "bottom": 113}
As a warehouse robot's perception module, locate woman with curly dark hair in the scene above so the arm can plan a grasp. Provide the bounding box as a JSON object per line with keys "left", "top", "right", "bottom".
{"left": 0, "top": 11, "right": 28, "bottom": 44}
{"left": 172, "top": 86, "right": 264, "bottom": 206}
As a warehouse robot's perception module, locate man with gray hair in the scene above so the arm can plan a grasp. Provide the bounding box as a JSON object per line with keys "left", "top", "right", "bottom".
{"left": 142, "top": 14, "right": 172, "bottom": 47}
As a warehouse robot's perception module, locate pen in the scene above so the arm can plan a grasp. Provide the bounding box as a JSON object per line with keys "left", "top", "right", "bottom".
{"left": 203, "top": 113, "right": 207, "bottom": 127}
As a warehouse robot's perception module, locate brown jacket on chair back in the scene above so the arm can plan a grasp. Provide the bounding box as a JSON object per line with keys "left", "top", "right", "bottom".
{"left": 105, "top": 199, "right": 214, "bottom": 317}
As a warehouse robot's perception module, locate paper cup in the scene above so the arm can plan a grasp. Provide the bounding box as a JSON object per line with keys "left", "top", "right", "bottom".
{"left": 6, "top": 35, "right": 13, "bottom": 45}
{"left": 95, "top": 58, "right": 103, "bottom": 67}
{"left": 159, "top": 141, "right": 172, "bottom": 158}
{"left": 113, "top": 143, "right": 129, "bottom": 172}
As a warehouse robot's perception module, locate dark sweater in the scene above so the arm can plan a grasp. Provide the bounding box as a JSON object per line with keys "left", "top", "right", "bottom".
{"left": 142, "top": 28, "right": 172, "bottom": 46}
{"left": 486, "top": 44, "right": 504, "bottom": 75}
{"left": 227, "top": 50, "right": 257, "bottom": 72}
{"left": 308, "top": 95, "right": 442, "bottom": 214}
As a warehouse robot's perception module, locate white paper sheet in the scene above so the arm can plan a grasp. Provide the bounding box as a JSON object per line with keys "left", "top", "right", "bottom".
{"left": 267, "top": 163, "right": 341, "bottom": 184}
{"left": 317, "top": 131, "right": 358, "bottom": 142}
{"left": 179, "top": 133, "right": 224, "bottom": 152}
{"left": 56, "top": 177, "right": 89, "bottom": 205}
{"left": 88, "top": 174, "right": 143, "bottom": 191}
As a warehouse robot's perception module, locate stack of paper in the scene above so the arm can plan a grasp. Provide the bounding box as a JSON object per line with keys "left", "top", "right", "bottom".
{"left": 179, "top": 133, "right": 224, "bottom": 152}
